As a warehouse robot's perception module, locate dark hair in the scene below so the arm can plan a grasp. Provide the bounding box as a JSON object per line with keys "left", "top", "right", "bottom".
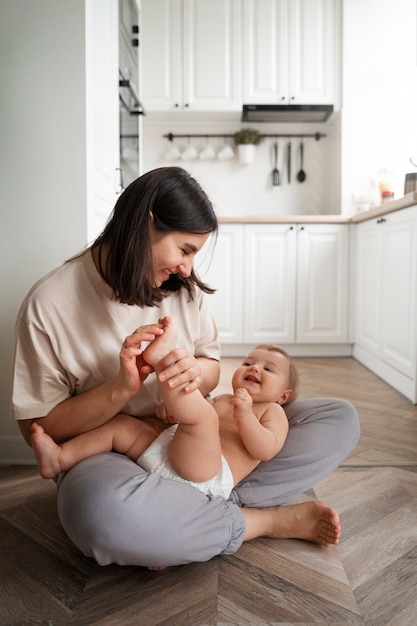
{"left": 93, "top": 167, "right": 218, "bottom": 306}
{"left": 255, "top": 344, "right": 299, "bottom": 402}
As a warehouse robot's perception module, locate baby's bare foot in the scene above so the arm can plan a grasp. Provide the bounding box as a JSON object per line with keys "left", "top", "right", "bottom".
{"left": 31, "top": 423, "right": 63, "bottom": 479}
{"left": 266, "top": 500, "right": 341, "bottom": 547}
{"left": 143, "top": 316, "right": 178, "bottom": 367}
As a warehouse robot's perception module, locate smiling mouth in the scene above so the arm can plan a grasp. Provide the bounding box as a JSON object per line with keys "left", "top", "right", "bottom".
{"left": 161, "top": 269, "right": 173, "bottom": 281}
{"left": 245, "top": 375, "right": 260, "bottom": 384}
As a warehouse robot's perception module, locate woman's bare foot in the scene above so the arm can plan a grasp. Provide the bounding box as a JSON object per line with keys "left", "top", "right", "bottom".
{"left": 31, "top": 422, "right": 63, "bottom": 479}
{"left": 143, "top": 316, "right": 178, "bottom": 367}
{"left": 243, "top": 500, "right": 341, "bottom": 547}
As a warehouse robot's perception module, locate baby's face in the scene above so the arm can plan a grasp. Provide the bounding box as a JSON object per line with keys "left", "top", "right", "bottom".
{"left": 231, "top": 348, "right": 292, "bottom": 405}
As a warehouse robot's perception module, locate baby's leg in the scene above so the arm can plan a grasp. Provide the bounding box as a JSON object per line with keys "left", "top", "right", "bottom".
{"left": 166, "top": 401, "right": 222, "bottom": 483}
{"left": 161, "top": 380, "right": 222, "bottom": 482}
{"left": 31, "top": 423, "right": 67, "bottom": 478}
{"left": 143, "top": 316, "right": 178, "bottom": 367}
{"left": 31, "top": 415, "right": 161, "bottom": 479}
{"left": 144, "top": 316, "right": 222, "bottom": 483}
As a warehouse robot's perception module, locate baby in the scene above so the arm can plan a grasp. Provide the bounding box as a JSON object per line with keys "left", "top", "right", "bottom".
{"left": 31, "top": 317, "right": 297, "bottom": 500}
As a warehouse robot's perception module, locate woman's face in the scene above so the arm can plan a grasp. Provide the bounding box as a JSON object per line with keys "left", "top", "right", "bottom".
{"left": 150, "top": 227, "right": 209, "bottom": 287}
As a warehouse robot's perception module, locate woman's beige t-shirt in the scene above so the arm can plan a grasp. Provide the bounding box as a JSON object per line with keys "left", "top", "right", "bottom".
{"left": 11, "top": 250, "right": 220, "bottom": 421}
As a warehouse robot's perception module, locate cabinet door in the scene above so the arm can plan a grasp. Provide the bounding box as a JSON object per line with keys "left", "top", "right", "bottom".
{"left": 289, "top": 0, "right": 335, "bottom": 104}
{"left": 354, "top": 219, "right": 383, "bottom": 354}
{"left": 141, "top": 0, "right": 182, "bottom": 110}
{"left": 183, "top": 0, "right": 242, "bottom": 111}
{"left": 244, "top": 224, "right": 296, "bottom": 343}
{"left": 196, "top": 225, "right": 244, "bottom": 343}
{"left": 297, "top": 224, "right": 348, "bottom": 343}
{"left": 141, "top": 0, "right": 241, "bottom": 112}
{"left": 86, "top": 0, "right": 120, "bottom": 242}
{"left": 380, "top": 208, "right": 417, "bottom": 378}
{"left": 242, "top": 0, "right": 288, "bottom": 104}
{"left": 243, "top": 0, "right": 336, "bottom": 105}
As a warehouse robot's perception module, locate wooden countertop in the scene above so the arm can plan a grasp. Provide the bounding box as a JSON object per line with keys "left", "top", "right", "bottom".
{"left": 218, "top": 192, "right": 417, "bottom": 225}
{"left": 350, "top": 192, "right": 417, "bottom": 222}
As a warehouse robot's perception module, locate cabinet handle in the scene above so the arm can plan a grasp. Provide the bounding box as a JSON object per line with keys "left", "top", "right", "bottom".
{"left": 299, "top": 226, "right": 305, "bottom": 231}
{"left": 184, "top": 103, "right": 189, "bottom": 108}
{"left": 288, "top": 225, "right": 294, "bottom": 231}
{"left": 174, "top": 103, "right": 179, "bottom": 108}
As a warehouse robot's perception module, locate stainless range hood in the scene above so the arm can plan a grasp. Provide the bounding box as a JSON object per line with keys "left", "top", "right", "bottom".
{"left": 242, "top": 104, "right": 333, "bottom": 123}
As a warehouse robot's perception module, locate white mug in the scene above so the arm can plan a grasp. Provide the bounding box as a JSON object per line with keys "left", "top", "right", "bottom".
{"left": 164, "top": 144, "right": 181, "bottom": 161}
{"left": 181, "top": 145, "right": 198, "bottom": 161}
{"left": 199, "top": 144, "right": 216, "bottom": 160}
{"left": 217, "top": 144, "right": 234, "bottom": 160}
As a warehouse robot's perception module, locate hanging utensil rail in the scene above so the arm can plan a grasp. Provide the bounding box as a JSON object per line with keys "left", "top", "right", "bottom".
{"left": 164, "top": 132, "right": 326, "bottom": 141}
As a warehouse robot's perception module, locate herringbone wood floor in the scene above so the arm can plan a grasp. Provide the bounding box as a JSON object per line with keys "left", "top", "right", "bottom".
{"left": 1, "top": 357, "right": 417, "bottom": 625}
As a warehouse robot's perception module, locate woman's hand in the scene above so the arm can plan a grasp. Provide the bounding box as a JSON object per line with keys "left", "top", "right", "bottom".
{"left": 118, "top": 323, "right": 165, "bottom": 397}
{"left": 157, "top": 348, "right": 202, "bottom": 395}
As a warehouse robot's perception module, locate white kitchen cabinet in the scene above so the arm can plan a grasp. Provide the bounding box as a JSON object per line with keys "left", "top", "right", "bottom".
{"left": 199, "top": 223, "right": 349, "bottom": 354}
{"left": 243, "top": 224, "right": 297, "bottom": 343}
{"left": 197, "top": 225, "right": 244, "bottom": 343}
{"left": 141, "top": 0, "right": 242, "bottom": 112}
{"left": 243, "top": 0, "right": 337, "bottom": 105}
{"left": 353, "top": 206, "right": 417, "bottom": 402}
{"left": 296, "top": 224, "right": 348, "bottom": 343}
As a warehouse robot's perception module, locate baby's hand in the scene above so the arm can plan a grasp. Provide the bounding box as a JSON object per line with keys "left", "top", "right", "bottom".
{"left": 230, "top": 387, "right": 253, "bottom": 422}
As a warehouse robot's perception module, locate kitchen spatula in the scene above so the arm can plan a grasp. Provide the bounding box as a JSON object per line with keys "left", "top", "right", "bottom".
{"left": 287, "top": 141, "right": 291, "bottom": 183}
{"left": 272, "top": 142, "right": 280, "bottom": 186}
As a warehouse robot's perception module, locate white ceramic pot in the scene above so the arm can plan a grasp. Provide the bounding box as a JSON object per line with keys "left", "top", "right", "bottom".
{"left": 237, "top": 144, "right": 256, "bottom": 165}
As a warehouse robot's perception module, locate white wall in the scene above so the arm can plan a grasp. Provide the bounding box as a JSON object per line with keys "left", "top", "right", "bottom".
{"left": 0, "top": 1, "right": 89, "bottom": 462}
{"left": 142, "top": 116, "right": 342, "bottom": 217}
{"left": 340, "top": 0, "right": 417, "bottom": 212}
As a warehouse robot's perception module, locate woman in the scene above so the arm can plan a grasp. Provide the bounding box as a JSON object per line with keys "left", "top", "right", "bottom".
{"left": 11, "top": 167, "right": 359, "bottom": 567}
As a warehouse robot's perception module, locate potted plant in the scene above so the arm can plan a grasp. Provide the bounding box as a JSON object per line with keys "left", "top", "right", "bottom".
{"left": 233, "top": 128, "right": 262, "bottom": 164}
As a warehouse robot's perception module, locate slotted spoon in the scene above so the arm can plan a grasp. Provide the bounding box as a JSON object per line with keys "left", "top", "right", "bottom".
{"left": 272, "top": 142, "right": 280, "bottom": 186}
{"left": 297, "top": 141, "right": 306, "bottom": 182}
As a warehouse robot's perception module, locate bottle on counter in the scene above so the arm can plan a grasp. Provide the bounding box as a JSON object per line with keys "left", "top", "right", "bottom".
{"left": 377, "top": 169, "right": 395, "bottom": 203}
{"left": 381, "top": 190, "right": 395, "bottom": 203}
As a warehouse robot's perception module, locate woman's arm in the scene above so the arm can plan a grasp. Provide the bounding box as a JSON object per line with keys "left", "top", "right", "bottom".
{"left": 195, "top": 356, "right": 220, "bottom": 397}
{"left": 18, "top": 377, "right": 135, "bottom": 445}
{"left": 18, "top": 323, "right": 165, "bottom": 446}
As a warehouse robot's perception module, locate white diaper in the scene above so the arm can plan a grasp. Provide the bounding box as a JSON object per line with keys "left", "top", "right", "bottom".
{"left": 137, "top": 424, "right": 234, "bottom": 499}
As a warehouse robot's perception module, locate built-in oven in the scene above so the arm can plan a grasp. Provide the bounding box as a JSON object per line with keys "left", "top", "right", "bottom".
{"left": 118, "top": 0, "right": 144, "bottom": 189}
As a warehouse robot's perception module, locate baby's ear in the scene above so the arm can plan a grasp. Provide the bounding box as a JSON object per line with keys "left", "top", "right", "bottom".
{"left": 278, "top": 389, "right": 293, "bottom": 405}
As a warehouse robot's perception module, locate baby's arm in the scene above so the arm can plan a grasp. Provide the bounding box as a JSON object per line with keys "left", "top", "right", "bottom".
{"left": 231, "top": 389, "right": 289, "bottom": 461}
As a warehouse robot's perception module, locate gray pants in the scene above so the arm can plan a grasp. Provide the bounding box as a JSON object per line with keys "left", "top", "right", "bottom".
{"left": 57, "top": 398, "right": 360, "bottom": 567}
